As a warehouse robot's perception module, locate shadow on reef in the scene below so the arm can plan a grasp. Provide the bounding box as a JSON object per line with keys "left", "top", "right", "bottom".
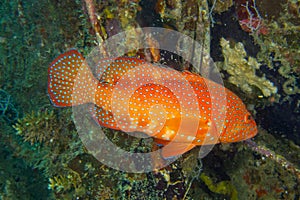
{"left": 210, "top": 6, "right": 260, "bottom": 61}
{"left": 256, "top": 98, "right": 300, "bottom": 145}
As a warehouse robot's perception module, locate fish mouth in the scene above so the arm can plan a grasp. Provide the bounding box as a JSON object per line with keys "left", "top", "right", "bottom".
{"left": 240, "top": 122, "right": 258, "bottom": 141}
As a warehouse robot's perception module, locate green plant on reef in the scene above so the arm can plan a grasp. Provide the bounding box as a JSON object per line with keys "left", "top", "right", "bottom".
{"left": 48, "top": 170, "right": 84, "bottom": 195}
{"left": 11, "top": 109, "right": 88, "bottom": 198}
{"left": 13, "top": 110, "right": 58, "bottom": 145}
{"left": 200, "top": 172, "right": 238, "bottom": 200}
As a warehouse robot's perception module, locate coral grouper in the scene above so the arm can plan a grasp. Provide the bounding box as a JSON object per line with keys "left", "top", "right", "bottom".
{"left": 48, "top": 49, "right": 257, "bottom": 158}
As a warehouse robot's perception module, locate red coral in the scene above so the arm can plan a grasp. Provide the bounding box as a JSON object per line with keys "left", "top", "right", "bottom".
{"left": 255, "top": 188, "right": 268, "bottom": 198}
{"left": 235, "top": 0, "right": 268, "bottom": 35}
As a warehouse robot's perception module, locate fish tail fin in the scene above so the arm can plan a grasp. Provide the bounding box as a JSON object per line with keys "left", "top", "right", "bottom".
{"left": 48, "top": 49, "right": 97, "bottom": 107}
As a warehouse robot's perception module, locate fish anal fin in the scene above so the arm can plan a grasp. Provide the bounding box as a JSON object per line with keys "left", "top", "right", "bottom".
{"left": 161, "top": 142, "right": 196, "bottom": 158}
{"left": 154, "top": 138, "right": 170, "bottom": 146}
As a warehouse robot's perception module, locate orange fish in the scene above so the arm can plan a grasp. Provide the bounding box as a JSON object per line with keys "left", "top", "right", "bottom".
{"left": 48, "top": 49, "right": 257, "bottom": 158}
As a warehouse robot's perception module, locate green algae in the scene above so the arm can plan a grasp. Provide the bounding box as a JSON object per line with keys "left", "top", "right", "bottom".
{"left": 199, "top": 172, "right": 238, "bottom": 200}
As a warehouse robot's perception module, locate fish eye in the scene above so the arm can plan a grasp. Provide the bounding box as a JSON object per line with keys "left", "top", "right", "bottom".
{"left": 244, "top": 113, "right": 252, "bottom": 123}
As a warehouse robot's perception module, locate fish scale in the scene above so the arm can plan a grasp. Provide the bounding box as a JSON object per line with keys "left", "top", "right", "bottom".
{"left": 48, "top": 49, "right": 258, "bottom": 157}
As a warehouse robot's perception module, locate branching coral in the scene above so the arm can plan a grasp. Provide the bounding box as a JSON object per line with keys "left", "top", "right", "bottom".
{"left": 219, "top": 38, "right": 277, "bottom": 97}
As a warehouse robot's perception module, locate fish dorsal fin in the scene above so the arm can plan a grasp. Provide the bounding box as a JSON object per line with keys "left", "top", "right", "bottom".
{"left": 94, "top": 57, "right": 145, "bottom": 84}
{"left": 182, "top": 70, "right": 201, "bottom": 79}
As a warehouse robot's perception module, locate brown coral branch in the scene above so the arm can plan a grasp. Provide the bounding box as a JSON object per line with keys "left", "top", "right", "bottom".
{"left": 83, "top": 0, "right": 107, "bottom": 55}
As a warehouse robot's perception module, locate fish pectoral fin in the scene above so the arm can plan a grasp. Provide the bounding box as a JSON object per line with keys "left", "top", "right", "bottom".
{"left": 161, "top": 142, "right": 196, "bottom": 158}
{"left": 89, "top": 105, "right": 120, "bottom": 130}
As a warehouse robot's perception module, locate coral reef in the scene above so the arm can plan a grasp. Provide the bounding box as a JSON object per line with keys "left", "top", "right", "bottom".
{"left": 238, "top": 0, "right": 300, "bottom": 143}
{"left": 200, "top": 129, "right": 300, "bottom": 199}
{"left": 1, "top": 0, "right": 299, "bottom": 199}
{"left": 218, "top": 37, "right": 277, "bottom": 97}
{"left": 10, "top": 109, "right": 201, "bottom": 199}
{"left": 235, "top": 138, "right": 299, "bottom": 199}
{"left": 252, "top": 0, "right": 300, "bottom": 96}
{"left": 151, "top": 0, "right": 211, "bottom": 71}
